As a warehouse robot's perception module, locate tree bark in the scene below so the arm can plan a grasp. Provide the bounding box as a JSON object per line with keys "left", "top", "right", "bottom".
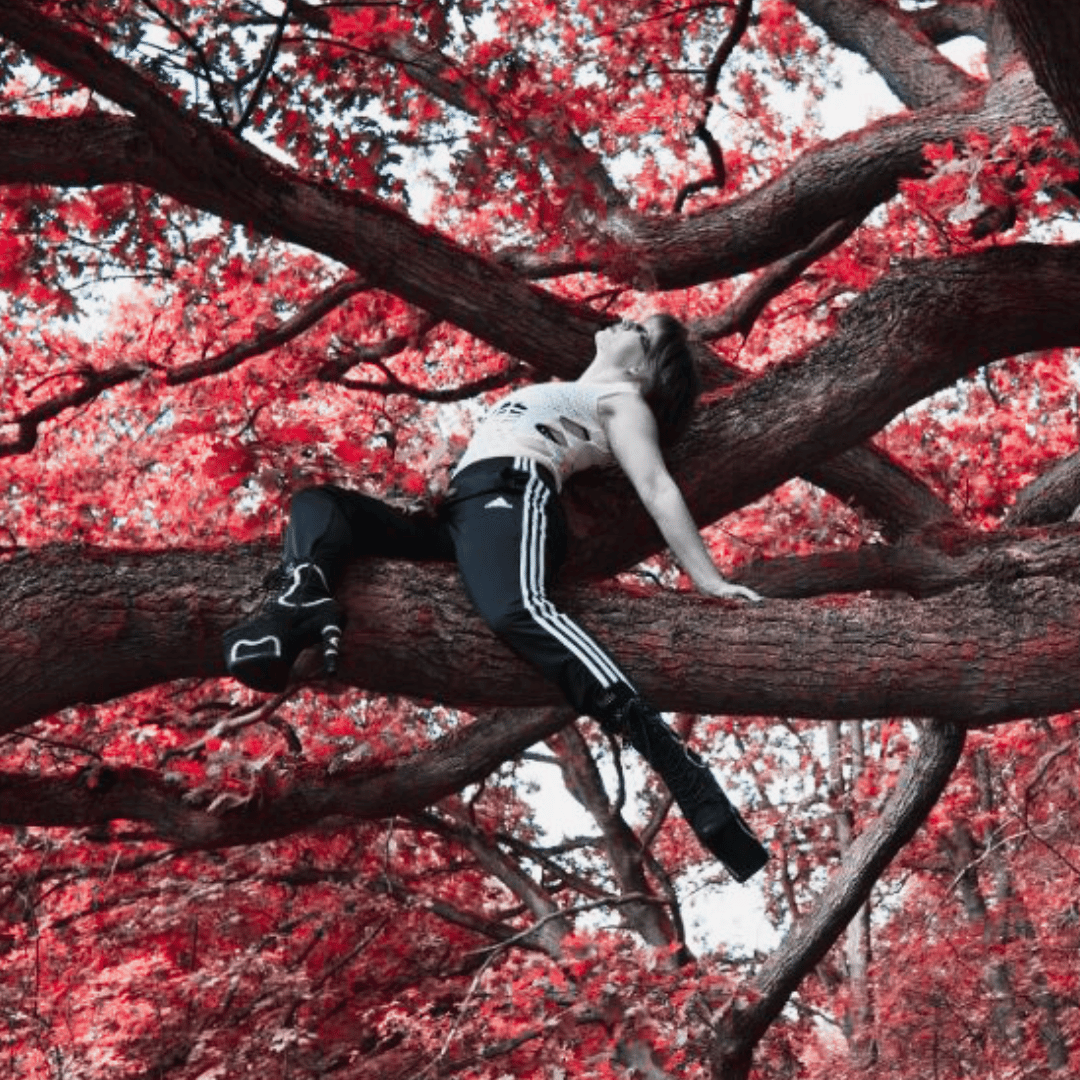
{"left": 999, "top": 0, "right": 1080, "bottom": 145}
{"left": 793, "top": 0, "right": 982, "bottom": 108}
{"left": 6, "top": 544, "right": 1080, "bottom": 730}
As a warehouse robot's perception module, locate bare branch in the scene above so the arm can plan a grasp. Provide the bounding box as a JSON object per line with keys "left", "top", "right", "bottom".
{"left": 693, "top": 214, "right": 863, "bottom": 340}
{"left": 235, "top": 0, "right": 295, "bottom": 133}
{"left": 674, "top": 0, "right": 754, "bottom": 212}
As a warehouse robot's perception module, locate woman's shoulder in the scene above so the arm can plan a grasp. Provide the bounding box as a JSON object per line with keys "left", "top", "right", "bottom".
{"left": 594, "top": 381, "right": 648, "bottom": 411}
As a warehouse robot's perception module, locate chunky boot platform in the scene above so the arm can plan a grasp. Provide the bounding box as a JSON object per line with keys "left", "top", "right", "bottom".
{"left": 603, "top": 694, "right": 769, "bottom": 882}
{"left": 223, "top": 563, "right": 345, "bottom": 692}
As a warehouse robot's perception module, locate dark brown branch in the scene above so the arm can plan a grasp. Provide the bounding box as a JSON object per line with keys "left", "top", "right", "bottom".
{"left": 547, "top": 725, "right": 681, "bottom": 951}
{"left": 569, "top": 241, "right": 1080, "bottom": 577}
{"left": 235, "top": 0, "right": 294, "bottom": 133}
{"left": 0, "top": 276, "right": 370, "bottom": 456}
{"left": 140, "top": 0, "right": 234, "bottom": 126}
{"left": 323, "top": 364, "right": 522, "bottom": 403}
{"left": 911, "top": 2, "right": 991, "bottom": 47}
{"left": 792, "top": 0, "right": 983, "bottom": 109}
{"left": 0, "top": 362, "right": 145, "bottom": 457}
{"left": 1005, "top": 449, "right": 1080, "bottom": 527}
{"left": 693, "top": 214, "right": 864, "bottom": 341}
{"left": 673, "top": 0, "right": 754, "bottom": 212}
{"left": 168, "top": 274, "right": 369, "bottom": 384}
{"left": 0, "top": 6, "right": 604, "bottom": 374}
{"left": 0, "top": 705, "right": 575, "bottom": 850}
{"left": 999, "top": 0, "right": 1080, "bottom": 145}
{"left": 737, "top": 524, "right": 1080, "bottom": 600}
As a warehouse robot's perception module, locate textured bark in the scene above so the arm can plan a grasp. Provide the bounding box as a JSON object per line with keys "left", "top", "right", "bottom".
{"left": 6, "top": 544, "right": 1080, "bottom": 730}
{"left": 1006, "top": 450, "right": 1080, "bottom": 526}
{"left": 793, "top": 0, "right": 982, "bottom": 108}
{"left": 739, "top": 525, "right": 1080, "bottom": 599}
{"left": 1000, "top": 0, "right": 1080, "bottom": 144}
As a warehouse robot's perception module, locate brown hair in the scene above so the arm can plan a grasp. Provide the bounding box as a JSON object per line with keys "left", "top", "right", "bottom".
{"left": 643, "top": 313, "right": 701, "bottom": 446}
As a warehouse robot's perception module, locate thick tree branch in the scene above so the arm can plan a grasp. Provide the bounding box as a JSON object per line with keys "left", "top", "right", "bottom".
{"left": 1005, "top": 449, "right": 1080, "bottom": 527}
{"left": 6, "top": 243, "right": 1080, "bottom": 723}
{"left": 999, "top": 0, "right": 1080, "bottom": 145}
{"left": 911, "top": 2, "right": 991, "bottom": 48}
{"left": 793, "top": 0, "right": 983, "bottom": 109}
{"left": 6, "top": 544, "right": 1080, "bottom": 729}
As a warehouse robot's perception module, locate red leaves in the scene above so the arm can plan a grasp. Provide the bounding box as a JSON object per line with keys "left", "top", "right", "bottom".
{"left": 904, "top": 126, "right": 1080, "bottom": 243}
{"left": 202, "top": 443, "right": 255, "bottom": 489}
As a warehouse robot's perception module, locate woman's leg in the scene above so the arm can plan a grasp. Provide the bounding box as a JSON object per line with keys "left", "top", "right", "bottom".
{"left": 447, "top": 458, "right": 768, "bottom": 881}
{"left": 446, "top": 458, "right": 635, "bottom": 718}
{"left": 224, "top": 485, "right": 450, "bottom": 692}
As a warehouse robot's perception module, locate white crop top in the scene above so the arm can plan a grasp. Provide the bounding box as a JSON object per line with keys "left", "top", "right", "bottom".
{"left": 454, "top": 381, "right": 636, "bottom": 490}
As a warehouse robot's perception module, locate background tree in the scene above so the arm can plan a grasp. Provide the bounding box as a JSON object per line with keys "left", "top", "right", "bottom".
{"left": 0, "top": 1, "right": 1078, "bottom": 1077}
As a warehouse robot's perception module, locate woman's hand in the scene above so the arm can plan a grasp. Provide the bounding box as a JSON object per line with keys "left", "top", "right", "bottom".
{"left": 697, "top": 578, "right": 764, "bottom": 603}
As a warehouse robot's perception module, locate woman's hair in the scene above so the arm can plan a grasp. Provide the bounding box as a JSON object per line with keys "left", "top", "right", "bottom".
{"left": 643, "top": 313, "right": 701, "bottom": 446}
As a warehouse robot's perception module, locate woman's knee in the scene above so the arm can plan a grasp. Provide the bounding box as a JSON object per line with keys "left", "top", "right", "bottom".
{"left": 479, "top": 598, "right": 534, "bottom": 643}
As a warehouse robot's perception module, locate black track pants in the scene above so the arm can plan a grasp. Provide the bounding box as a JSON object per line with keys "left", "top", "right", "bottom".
{"left": 281, "top": 457, "right": 637, "bottom": 717}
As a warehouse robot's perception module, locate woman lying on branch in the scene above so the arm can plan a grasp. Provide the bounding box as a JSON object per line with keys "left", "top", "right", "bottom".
{"left": 224, "top": 314, "right": 769, "bottom": 881}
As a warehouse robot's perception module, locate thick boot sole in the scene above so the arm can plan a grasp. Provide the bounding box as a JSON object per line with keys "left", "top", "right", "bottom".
{"left": 694, "top": 803, "right": 770, "bottom": 882}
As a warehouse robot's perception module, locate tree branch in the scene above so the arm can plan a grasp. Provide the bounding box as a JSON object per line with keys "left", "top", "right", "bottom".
{"left": 792, "top": 0, "right": 983, "bottom": 109}
{"left": 235, "top": 0, "right": 294, "bottom": 133}
{"left": 547, "top": 724, "right": 682, "bottom": 950}
{"left": 6, "top": 543, "right": 1080, "bottom": 729}
{"left": 738, "top": 524, "right": 1080, "bottom": 600}
{"left": 999, "top": 0, "right": 1080, "bottom": 145}
{"left": 0, "top": 705, "right": 576, "bottom": 849}
{"left": 673, "top": 0, "right": 754, "bottom": 212}
{"left": 692, "top": 214, "right": 864, "bottom": 340}
{"left": 0, "top": 276, "right": 371, "bottom": 456}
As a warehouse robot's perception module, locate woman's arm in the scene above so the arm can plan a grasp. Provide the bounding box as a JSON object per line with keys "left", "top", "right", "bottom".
{"left": 601, "top": 393, "right": 762, "bottom": 601}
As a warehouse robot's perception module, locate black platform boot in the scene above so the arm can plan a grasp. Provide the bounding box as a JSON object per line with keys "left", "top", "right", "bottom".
{"left": 223, "top": 562, "right": 345, "bottom": 692}
{"left": 602, "top": 693, "right": 769, "bottom": 882}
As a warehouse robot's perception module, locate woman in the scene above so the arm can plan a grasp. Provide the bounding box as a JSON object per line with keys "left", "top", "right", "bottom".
{"left": 224, "top": 314, "right": 768, "bottom": 881}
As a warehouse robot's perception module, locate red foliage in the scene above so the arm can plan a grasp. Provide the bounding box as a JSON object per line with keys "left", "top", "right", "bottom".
{"left": 1, "top": 2, "right": 1080, "bottom": 1078}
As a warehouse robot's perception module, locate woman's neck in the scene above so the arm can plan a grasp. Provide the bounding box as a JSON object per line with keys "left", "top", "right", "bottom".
{"left": 576, "top": 354, "right": 648, "bottom": 390}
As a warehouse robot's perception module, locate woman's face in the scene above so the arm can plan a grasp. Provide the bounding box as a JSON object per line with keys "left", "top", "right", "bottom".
{"left": 594, "top": 317, "right": 652, "bottom": 375}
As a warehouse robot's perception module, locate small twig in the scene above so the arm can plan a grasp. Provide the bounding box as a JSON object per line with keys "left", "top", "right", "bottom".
{"left": 235, "top": 0, "right": 295, "bottom": 133}
{"left": 674, "top": 0, "right": 754, "bottom": 211}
